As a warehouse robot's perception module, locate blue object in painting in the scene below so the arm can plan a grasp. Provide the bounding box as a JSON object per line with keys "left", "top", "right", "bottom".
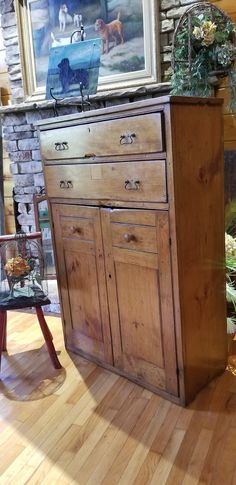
{"left": 46, "top": 38, "right": 102, "bottom": 99}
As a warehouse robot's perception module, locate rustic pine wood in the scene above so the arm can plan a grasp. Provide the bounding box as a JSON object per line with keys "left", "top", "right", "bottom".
{"left": 0, "top": 311, "right": 236, "bottom": 484}
{"left": 51, "top": 204, "right": 113, "bottom": 365}
{"left": 39, "top": 112, "right": 163, "bottom": 161}
{"left": 44, "top": 160, "right": 167, "bottom": 203}
{"left": 101, "top": 208, "right": 178, "bottom": 396}
{"left": 37, "top": 96, "right": 227, "bottom": 405}
{"left": 164, "top": 101, "right": 227, "bottom": 403}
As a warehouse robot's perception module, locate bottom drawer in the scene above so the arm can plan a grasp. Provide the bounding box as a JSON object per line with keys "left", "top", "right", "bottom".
{"left": 44, "top": 160, "right": 167, "bottom": 203}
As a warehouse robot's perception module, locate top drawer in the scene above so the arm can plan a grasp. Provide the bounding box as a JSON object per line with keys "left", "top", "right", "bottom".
{"left": 39, "top": 113, "right": 164, "bottom": 161}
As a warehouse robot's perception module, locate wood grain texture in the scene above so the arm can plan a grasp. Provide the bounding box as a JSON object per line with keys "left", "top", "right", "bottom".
{"left": 39, "top": 112, "right": 163, "bottom": 161}
{"left": 101, "top": 208, "right": 178, "bottom": 396}
{"left": 212, "top": 0, "right": 236, "bottom": 22}
{"left": 51, "top": 204, "right": 113, "bottom": 365}
{"left": 44, "top": 160, "right": 167, "bottom": 203}
{"left": 0, "top": 310, "right": 235, "bottom": 484}
{"left": 169, "top": 102, "right": 227, "bottom": 403}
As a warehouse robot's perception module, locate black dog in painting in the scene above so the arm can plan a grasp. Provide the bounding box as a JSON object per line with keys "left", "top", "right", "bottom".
{"left": 58, "top": 58, "right": 89, "bottom": 93}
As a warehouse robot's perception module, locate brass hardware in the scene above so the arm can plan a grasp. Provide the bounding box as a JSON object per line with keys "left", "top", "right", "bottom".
{"left": 59, "top": 180, "right": 73, "bottom": 189}
{"left": 124, "top": 179, "right": 140, "bottom": 191}
{"left": 123, "top": 233, "right": 135, "bottom": 243}
{"left": 55, "top": 142, "right": 69, "bottom": 151}
{"left": 120, "top": 132, "right": 136, "bottom": 145}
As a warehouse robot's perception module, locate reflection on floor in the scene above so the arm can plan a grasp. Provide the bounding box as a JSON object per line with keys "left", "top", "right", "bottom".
{"left": 0, "top": 311, "right": 236, "bottom": 484}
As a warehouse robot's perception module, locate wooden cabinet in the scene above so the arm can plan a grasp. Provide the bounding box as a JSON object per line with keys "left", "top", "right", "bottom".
{"left": 51, "top": 204, "right": 113, "bottom": 364}
{"left": 101, "top": 209, "right": 178, "bottom": 396}
{"left": 37, "top": 96, "right": 227, "bottom": 405}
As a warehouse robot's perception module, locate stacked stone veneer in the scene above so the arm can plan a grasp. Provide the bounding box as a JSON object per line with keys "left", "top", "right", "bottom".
{"left": 2, "top": 106, "right": 81, "bottom": 232}
{"left": 0, "top": 0, "right": 202, "bottom": 233}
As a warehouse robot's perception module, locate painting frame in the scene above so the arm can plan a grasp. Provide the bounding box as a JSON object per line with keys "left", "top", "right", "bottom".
{"left": 16, "top": 0, "right": 160, "bottom": 102}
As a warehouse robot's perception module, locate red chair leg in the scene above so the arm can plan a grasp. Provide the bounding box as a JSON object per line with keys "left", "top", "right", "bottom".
{"left": 35, "top": 307, "right": 62, "bottom": 370}
{"left": 0, "top": 310, "right": 7, "bottom": 371}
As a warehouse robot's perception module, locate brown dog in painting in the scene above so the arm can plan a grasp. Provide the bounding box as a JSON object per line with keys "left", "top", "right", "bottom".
{"left": 95, "top": 12, "right": 124, "bottom": 54}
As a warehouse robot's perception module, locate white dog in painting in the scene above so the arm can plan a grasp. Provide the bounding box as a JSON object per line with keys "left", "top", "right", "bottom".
{"left": 59, "top": 4, "right": 72, "bottom": 32}
{"left": 74, "top": 13, "right": 82, "bottom": 28}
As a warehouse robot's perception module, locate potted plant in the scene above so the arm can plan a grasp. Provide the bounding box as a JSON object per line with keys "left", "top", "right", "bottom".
{"left": 171, "top": 2, "right": 236, "bottom": 113}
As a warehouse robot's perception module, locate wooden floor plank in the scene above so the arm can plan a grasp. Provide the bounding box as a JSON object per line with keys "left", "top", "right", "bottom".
{"left": 0, "top": 311, "right": 235, "bottom": 485}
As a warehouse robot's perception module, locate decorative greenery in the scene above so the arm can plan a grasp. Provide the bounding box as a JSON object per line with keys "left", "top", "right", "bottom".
{"left": 171, "top": 5, "right": 236, "bottom": 112}
{"left": 225, "top": 233, "right": 236, "bottom": 334}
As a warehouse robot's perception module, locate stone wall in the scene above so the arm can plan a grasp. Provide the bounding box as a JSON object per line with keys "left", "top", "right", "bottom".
{"left": 0, "top": 0, "right": 200, "bottom": 233}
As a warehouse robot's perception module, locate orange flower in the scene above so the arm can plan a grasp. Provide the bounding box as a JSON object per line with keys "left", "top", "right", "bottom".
{"left": 5, "top": 256, "right": 31, "bottom": 278}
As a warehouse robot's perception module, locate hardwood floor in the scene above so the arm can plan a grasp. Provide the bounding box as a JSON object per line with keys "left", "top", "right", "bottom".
{"left": 0, "top": 311, "right": 236, "bottom": 484}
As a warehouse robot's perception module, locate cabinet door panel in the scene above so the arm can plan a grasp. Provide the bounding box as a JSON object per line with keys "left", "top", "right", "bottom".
{"left": 64, "top": 250, "right": 103, "bottom": 342}
{"left": 115, "top": 260, "right": 164, "bottom": 368}
{"left": 102, "top": 208, "right": 178, "bottom": 396}
{"left": 51, "top": 204, "right": 113, "bottom": 364}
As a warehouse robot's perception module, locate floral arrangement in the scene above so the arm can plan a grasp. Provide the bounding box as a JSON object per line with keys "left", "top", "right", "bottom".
{"left": 4, "top": 254, "right": 38, "bottom": 295}
{"left": 5, "top": 256, "right": 31, "bottom": 278}
{"left": 171, "top": 4, "right": 236, "bottom": 112}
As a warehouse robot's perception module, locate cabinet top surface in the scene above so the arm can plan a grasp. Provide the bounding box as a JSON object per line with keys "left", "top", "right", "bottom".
{"left": 35, "top": 95, "right": 223, "bottom": 130}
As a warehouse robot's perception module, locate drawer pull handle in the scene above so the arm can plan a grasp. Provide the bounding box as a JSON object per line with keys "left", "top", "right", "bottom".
{"left": 124, "top": 179, "right": 140, "bottom": 191}
{"left": 120, "top": 133, "right": 136, "bottom": 145}
{"left": 60, "top": 180, "right": 73, "bottom": 189}
{"left": 123, "top": 233, "right": 135, "bottom": 243}
{"left": 55, "top": 142, "right": 69, "bottom": 151}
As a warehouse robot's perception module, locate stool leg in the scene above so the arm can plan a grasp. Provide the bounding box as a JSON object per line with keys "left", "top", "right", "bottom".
{"left": 35, "top": 307, "right": 62, "bottom": 369}
{"left": 0, "top": 310, "right": 7, "bottom": 371}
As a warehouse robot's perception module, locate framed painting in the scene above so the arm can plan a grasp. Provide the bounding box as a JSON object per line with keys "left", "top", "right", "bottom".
{"left": 16, "top": 0, "right": 160, "bottom": 101}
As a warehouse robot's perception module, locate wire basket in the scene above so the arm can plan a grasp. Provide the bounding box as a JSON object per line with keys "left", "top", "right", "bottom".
{"left": 172, "top": 2, "right": 236, "bottom": 88}
{"left": 0, "top": 233, "right": 49, "bottom": 309}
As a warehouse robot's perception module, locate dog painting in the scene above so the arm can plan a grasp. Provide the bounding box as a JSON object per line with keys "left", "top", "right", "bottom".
{"left": 25, "top": 0, "right": 152, "bottom": 98}
{"left": 95, "top": 12, "right": 124, "bottom": 54}
{"left": 59, "top": 4, "right": 73, "bottom": 32}
{"left": 58, "top": 58, "right": 89, "bottom": 92}
{"left": 46, "top": 39, "right": 102, "bottom": 99}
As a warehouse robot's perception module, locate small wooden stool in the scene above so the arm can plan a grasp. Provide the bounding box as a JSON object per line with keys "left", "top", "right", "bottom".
{"left": 0, "top": 231, "right": 62, "bottom": 372}
{"left": 0, "top": 301, "right": 62, "bottom": 371}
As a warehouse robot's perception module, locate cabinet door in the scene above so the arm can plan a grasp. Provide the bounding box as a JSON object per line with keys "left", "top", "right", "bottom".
{"left": 51, "top": 204, "right": 113, "bottom": 365}
{"left": 101, "top": 208, "right": 178, "bottom": 396}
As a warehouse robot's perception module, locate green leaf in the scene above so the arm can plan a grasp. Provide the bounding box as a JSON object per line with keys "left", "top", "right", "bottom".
{"left": 214, "top": 31, "right": 226, "bottom": 43}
